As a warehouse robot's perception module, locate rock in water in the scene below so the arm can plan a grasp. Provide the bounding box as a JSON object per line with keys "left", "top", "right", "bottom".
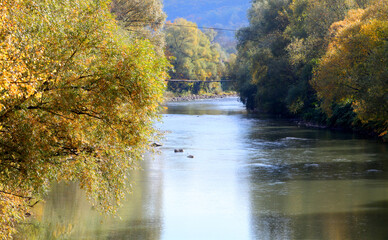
{"left": 151, "top": 143, "right": 163, "bottom": 147}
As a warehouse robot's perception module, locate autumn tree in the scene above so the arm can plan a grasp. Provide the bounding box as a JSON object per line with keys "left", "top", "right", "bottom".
{"left": 312, "top": 0, "right": 388, "bottom": 136}
{"left": 110, "top": 0, "right": 166, "bottom": 54}
{"left": 164, "top": 18, "right": 221, "bottom": 94}
{"left": 0, "top": 0, "right": 169, "bottom": 238}
{"left": 234, "top": 0, "right": 387, "bottom": 136}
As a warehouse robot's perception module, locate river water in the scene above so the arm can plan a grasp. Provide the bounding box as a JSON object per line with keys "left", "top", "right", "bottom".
{"left": 32, "top": 97, "right": 388, "bottom": 240}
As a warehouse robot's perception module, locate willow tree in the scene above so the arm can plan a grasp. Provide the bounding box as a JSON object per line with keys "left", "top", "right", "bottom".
{"left": 0, "top": 0, "right": 169, "bottom": 238}
{"left": 111, "top": 0, "right": 166, "bottom": 54}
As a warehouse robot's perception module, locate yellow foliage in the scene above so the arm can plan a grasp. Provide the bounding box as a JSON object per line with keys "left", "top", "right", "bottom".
{"left": 0, "top": 0, "right": 169, "bottom": 238}
{"left": 165, "top": 18, "right": 221, "bottom": 88}
{"left": 312, "top": 0, "right": 388, "bottom": 134}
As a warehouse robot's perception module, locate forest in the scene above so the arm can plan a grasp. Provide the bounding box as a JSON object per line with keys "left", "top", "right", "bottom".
{"left": 0, "top": 0, "right": 387, "bottom": 238}
{"left": 233, "top": 0, "right": 387, "bottom": 139}
{"left": 164, "top": 18, "right": 235, "bottom": 95}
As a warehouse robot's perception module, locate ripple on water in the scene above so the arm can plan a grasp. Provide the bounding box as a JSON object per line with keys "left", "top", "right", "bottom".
{"left": 281, "top": 137, "right": 311, "bottom": 141}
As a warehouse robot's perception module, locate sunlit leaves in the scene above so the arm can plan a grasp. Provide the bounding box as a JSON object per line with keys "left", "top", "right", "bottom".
{"left": 0, "top": 0, "right": 169, "bottom": 238}
{"left": 235, "top": 0, "right": 386, "bottom": 136}
{"left": 312, "top": 0, "right": 388, "bottom": 135}
{"left": 165, "top": 18, "right": 222, "bottom": 93}
{"left": 111, "top": 0, "right": 167, "bottom": 54}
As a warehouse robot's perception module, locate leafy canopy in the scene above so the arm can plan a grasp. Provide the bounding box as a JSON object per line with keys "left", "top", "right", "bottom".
{"left": 312, "top": 0, "right": 388, "bottom": 135}
{"left": 234, "top": 0, "right": 386, "bottom": 137}
{"left": 164, "top": 18, "right": 222, "bottom": 93}
{"left": 111, "top": 0, "right": 166, "bottom": 54}
{"left": 0, "top": 0, "right": 169, "bottom": 238}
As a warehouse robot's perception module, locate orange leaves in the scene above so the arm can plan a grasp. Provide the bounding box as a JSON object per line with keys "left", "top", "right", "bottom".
{"left": 312, "top": 0, "right": 388, "bottom": 134}
{"left": 0, "top": 1, "right": 51, "bottom": 113}
{"left": 360, "top": 19, "right": 388, "bottom": 44}
{"left": 0, "top": 191, "right": 26, "bottom": 239}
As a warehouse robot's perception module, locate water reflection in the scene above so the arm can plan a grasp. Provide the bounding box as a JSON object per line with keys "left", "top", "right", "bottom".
{"left": 164, "top": 98, "right": 247, "bottom": 115}
{"left": 245, "top": 118, "right": 388, "bottom": 240}
{"left": 26, "top": 97, "right": 388, "bottom": 240}
{"left": 25, "top": 156, "right": 163, "bottom": 240}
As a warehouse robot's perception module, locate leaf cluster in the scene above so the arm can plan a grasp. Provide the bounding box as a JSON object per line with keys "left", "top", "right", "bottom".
{"left": 164, "top": 18, "right": 225, "bottom": 94}
{"left": 0, "top": 0, "right": 169, "bottom": 238}
{"left": 312, "top": 0, "right": 388, "bottom": 135}
{"left": 111, "top": 0, "right": 167, "bottom": 55}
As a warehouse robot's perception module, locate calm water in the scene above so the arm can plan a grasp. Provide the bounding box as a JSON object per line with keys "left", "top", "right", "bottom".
{"left": 31, "top": 97, "right": 388, "bottom": 240}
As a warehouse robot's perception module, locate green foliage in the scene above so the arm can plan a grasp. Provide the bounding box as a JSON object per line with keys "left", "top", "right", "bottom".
{"left": 235, "top": 0, "right": 386, "bottom": 137}
{"left": 327, "top": 103, "right": 358, "bottom": 128}
{"left": 235, "top": 0, "right": 294, "bottom": 114}
{"left": 0, "top": 0, "right": 169, "bottom": 238}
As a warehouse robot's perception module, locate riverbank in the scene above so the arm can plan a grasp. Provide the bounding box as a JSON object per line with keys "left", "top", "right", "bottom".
{"left": 165, "top": 95, "right": 386, "bottom": 142}
{"left": 248, "top": 109, "right": 385, "bottom": 142}
{"left": 295, "top": 119, "right": 386, "bottom": 142}
{"left": 165, "top": 92, "right": 238, "bottom": 102}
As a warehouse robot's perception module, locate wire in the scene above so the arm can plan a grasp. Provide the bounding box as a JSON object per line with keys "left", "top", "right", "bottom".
{"left": 164, "top": 23, "right": 238, "bottom": 32}
{"left": 124, "top": 20, "right": 239, "bottom": 32}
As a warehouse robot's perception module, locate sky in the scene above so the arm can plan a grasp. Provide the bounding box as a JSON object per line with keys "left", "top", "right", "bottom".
{"left": 163, "top": 0, "right": 251, "bottom": 36}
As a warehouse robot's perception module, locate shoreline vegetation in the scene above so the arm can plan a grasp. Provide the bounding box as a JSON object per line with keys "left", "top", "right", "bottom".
{"left": 0, "top": 0, "right": 170, "bottom": 238}
{"left": 1, "top": 0, "right": 386, "bottom": 238}
{"left": 165, "top": 94, "right": 384, "bottom": 141}
{"left": 232, "top": 0, "right": 387, "bottom": 142}
{"left": 164, "top": 91, "right": 238, "bottom": 102}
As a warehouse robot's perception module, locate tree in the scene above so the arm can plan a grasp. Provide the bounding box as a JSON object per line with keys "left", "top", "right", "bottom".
{"left": 110, "top": 0, "right": 166, "bottom": 54}
{"left": 235, "top": 0, "right": 386, "bottom": 136}
{"left": 312, "top": 0, "right": 388, "bottom": 136}
{"left": 164, "top": 18, "right": 221, "bottom": 94}
{"left": 0, "top": 0, "right": 169, "bottom": 238}
{"left": 235, "top": 0, "right": 294, "bottom": 113}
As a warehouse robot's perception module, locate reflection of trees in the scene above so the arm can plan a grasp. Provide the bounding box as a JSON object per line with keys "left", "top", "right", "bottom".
{"left": 107, "top": 155, "right": 164, "bottom": 240}
{"left": 246, "top": 121, "right": 388, "bottom": 240}
{"left": 251, "top": 213, "right": 291, "bottom": 239}
{"left": 165, "top": 98, "right": 246, "bottom": 116}
{"left": 23, "top": 155, "right": 163, "bottom": 240}
{"left": 250, "top": 187, "right": 388, "bottom": 240}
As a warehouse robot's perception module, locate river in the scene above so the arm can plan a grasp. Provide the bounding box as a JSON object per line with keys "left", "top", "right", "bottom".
{"left": 31, "top": 97, "right": 388, "bottom": 240}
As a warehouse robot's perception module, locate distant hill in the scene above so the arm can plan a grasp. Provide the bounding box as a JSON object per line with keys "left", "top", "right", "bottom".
{"left": 163, "top": 0, "right": 250, "bottom": 39}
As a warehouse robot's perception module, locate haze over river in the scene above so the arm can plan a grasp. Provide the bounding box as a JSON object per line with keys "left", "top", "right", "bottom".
{"left": 35, "top": 97, "right": 388, "bottom": 240}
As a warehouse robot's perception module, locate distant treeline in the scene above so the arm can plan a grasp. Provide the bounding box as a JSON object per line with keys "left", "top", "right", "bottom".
{"left": 164, "top": 18, "right": 237, "bottom": 95}
{"left": 231, "top": 0, "right": 387, "bottom": 139}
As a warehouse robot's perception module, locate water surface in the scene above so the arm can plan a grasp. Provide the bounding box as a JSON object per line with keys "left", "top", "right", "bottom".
{"left": 33, "top": 98, "right": 388, "bottom": 240}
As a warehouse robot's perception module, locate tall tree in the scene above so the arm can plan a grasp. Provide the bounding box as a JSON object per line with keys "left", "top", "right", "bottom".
{"left": 282, "top": 0, "right": 361, "bottom": 115}
{"left": 235, "top": 0, "right": 294, "bottom": 113}
{"left": 0, "top": 0, "right": 169, "bottom": 238}
{"left": 164, "top": 18, "right": 221, "bottom": 93}
{"left": 235, "top": 0, "right": 381, "bottom": 127}
{"left": 312, "top": 0, "right": 388, "bottom": 136}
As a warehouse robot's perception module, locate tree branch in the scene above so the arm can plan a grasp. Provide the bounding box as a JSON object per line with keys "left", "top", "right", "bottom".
{"left": 0, "top": 190, "right": 32, "bottom": 200}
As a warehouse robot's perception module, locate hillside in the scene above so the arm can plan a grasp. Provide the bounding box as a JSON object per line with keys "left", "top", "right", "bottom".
{"left": 163, "top": 0, "right": 250, "bottom": 37}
